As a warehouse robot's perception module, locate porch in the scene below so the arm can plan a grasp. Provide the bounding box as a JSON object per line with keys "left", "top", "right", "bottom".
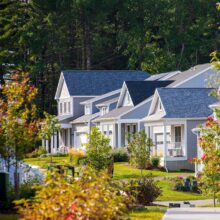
{"left": 98, "top": 121, "right": 139, "bottom": 148}
{"left": 145, "top": 121, "right": 187, "bottom": 161}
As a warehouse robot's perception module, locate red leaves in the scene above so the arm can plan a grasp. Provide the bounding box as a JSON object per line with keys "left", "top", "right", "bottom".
{"left": 201, "top": 154, "right": 207, "bottom": 161}
{"left": 206, "top": 116, "right": 214, "bottom": 127}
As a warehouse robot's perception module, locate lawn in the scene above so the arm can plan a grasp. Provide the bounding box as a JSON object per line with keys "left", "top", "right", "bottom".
{"left": 24, "top": 156, "right": 70, "bottom": 169}
{"left": 113, "top": 162, "right": 193, "bottom": 180}
{"left": 157, "top": 180, "right": 208, "bottom": 201}
{"left": 129, "top": 206, "right": 167, "bottom": 220}
{"left": 24, "top": 158, "right": 209, "bottom": 201}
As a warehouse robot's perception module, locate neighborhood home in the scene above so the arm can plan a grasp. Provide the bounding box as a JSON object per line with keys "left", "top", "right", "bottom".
{"left": 93, "top": 80, "right": 173, "bottom": 148}
{"left": 42, "top": 63, "right": 217, "bottom": 160}
{"left": 42, "top": 70, "right": 149, "bottom": 153}
{"left": 71, "top": 89, "right": 120, "bottom": 148}
{"left": 193, "top": 100, "right": 220, "bottom": 175}
{"left": 143, "top": 88, "right": 217, "bottom": 171}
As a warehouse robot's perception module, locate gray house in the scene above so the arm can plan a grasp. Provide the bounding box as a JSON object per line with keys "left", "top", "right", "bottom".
{"left": 71, "top": 89, "right": 120, "bottom": 148}
{"left": 42, "top": 70, "right": 149, "bottom": 153}
{"left": 144, "top": 88, "right": 217, "bottom": 171}
{"left": 93, "top": 80, "right": 173, "bottom": 147}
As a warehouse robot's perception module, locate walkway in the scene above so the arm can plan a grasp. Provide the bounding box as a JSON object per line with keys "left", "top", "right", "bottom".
{"left": 163, "top": 208, "right": 220, "bottom": 220}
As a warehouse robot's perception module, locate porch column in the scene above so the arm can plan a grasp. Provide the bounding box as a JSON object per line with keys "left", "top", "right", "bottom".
{"left": 137, "top": 122, "right": 141, "bottom": 131}
{"left": 74, "top": 131, "right": 77, "bottom": 148}
{"left": 113, "top": 123, "right": 117, "bottom": 148}
{"left": 67, "top": 128, "right": 71, "bottom": 147}
{"left": 163, "top": 124, "right": 167, "bottom": 157}
{"left": 58, "top": 131, "right": 62, "bottom": 148}
{"left": 45, "top": 140, "right": 49, "bottom": 152}
{"left": 163, "top": 123, "right": 168, "bottom": 171}
{"left": 118, "top": 122, "right": 121, "bottom": 148}
{"left": 51, "top": 135, "right": 54, "bottom": 153}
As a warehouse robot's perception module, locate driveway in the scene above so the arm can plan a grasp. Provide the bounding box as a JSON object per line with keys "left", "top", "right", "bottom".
{"left": 163, "top": 208, "right": 220, "bottom": 220}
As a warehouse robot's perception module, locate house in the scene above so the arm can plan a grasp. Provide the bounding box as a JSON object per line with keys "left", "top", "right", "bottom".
{"left": 143, "top": 88, "right": 217, "bottom": 171}
{"left": 71, "top": 89, "right": 120, "bottom": 148}
{"left": 193, "top": 100, "right": 220, "bottom": 175}
{"left": 93, "top": 80, "right": 173, "bottom": 147}
{"left": 43, "top": 63, "right": 217, "bottom": 155}
{"left": 42, "top": 70, "right": 149, "bottom": 153}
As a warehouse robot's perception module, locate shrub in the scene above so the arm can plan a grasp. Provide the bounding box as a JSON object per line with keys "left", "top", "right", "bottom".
{"left": 125, "top": 174, "right": 162, "bottom": 205}
{"left": 127, "top": 130, "right": 153, "bottom": 169}
{"left": 37, "top": 146, "right": 47, "bottom": 156}
{"left": 171, "top": 176, "right": 199, "bottom": 193}
{"left": 151, "top": 156, "right": 160, "bottom": 168}
{"left": 15, "top": 169, "right": 129, "bottom": 219}
{"left": 69, "top": 148, "right": 86, "bottom": 165}
{"left": 84, "top": 127, "right": 112, "bottom": 171}
{"left": 111, "top": 148, "right": 129, "bottom": 162}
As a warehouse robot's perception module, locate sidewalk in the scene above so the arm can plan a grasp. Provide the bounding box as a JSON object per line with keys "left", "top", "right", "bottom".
{"left": 163, "top": 208, "right": 220, "bottom": 220}
{"left": 155, "top": 199, "right": 215, "bottom": 207}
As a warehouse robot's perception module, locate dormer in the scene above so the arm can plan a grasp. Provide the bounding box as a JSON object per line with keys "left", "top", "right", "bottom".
{"left": 117, "top": 82, "right": 134, "bottom": 108}
{"left": 148, "top": 89, "right": 166, "bottom": 117}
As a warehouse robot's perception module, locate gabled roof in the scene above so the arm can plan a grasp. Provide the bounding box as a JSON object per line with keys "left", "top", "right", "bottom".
{"left": 125, "top": 80, "right": 174, "bottom": 106}
{"left": 93, "top": 106, "right": 133, "bottom": 122}
{"left": 167, "top": 63, "right": 212, "bottom": 87}
{"left": 71, "top": 112, "right": 100, "bottom": 124}
{"left": 146, "top": 70, "right": 180, "bottom": 81}
{"left": 80, "top": 89, "right": 120, "bottom": 105}
{"left": 96, "top": 97, "right": 118, "bottom": 107}
{"left": 61, "top": 70, "right": 149, "bottom": 96}
{"left": 157, "top": 88, "right": 217, "bottom": 118}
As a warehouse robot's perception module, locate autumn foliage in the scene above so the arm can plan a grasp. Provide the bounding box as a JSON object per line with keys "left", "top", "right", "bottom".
{"left": 16, "top": 169, "right": 129, "bottom": 220}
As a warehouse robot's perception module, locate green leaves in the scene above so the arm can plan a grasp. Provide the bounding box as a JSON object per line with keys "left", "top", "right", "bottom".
{"left": 128, "top": 130, "right": 153, "bottom": 170}
{"left": 84, "top": 127, "right": 112, "bottom": 171}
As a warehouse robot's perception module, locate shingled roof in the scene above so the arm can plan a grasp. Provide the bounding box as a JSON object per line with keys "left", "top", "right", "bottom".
{"left": 157, "top": 88, "right": 217, "bottom": 118}
{"left": 62, "top": 70, "right": 149, "bottom": 96}
{"left": 125, "top": 80, "right": 174, "bottom": 106}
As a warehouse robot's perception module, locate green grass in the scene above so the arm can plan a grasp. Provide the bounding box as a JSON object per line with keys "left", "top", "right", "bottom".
{"left": 24, "top": 156, "right": 70, "bottom": 169}
{"left": 157, "top": 180, "right": 209, "bottom": 201}
{"left": 0, "top": 214, "right": 19, "bottom": 220}
{"left": 24, "top": 158, "right": 209, "bottom": 201}
{"left": 113, "top": 162, "right": 193, "bottom": 180}
{"left": 129, "top": 206, "right": 167, "bottom": 220}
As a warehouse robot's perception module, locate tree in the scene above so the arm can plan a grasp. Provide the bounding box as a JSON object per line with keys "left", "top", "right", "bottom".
{"left": 127, "top": 130, "right": 153, "bottom": 170}
{"left": 0, "top": 72, "right": 40, "bottom": 199}
{"left": 39, "top": 112, "right": 60, "bottom": 152}
{"left": 84, "top": 127, "right": 112, "bottom": 171}
{"left": 196, "top": 114, "right": 220, "bottom": 207}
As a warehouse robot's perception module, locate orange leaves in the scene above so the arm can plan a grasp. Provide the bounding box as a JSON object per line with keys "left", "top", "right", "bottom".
{"left": 16, "top": 170, "right": 129, "bottom": 220}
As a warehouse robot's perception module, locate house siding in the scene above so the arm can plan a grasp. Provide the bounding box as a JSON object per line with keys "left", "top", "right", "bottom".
{"left": 186, "top": 120, "right": 204, "bottom": 159}
{"left": 73, "top": 97, "right": 94, "bottom": 118}
{"left": 166, "top": 160, "right": 194, "bottom": 171}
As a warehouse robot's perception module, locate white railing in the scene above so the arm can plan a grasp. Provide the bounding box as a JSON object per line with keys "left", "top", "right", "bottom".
{"left": 167, "top": 142, "right": 184, "bottom": 157}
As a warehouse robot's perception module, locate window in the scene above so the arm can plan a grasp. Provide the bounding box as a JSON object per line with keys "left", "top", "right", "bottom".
{"left": 64, "top": 102, "right": 67, "bottom": 113}
{"left": 60, "top": 103, "right": 63, "bottom": 114}
{"left": 101, "top": 107, "right": 107, "bottom": 115}
{"left": 68, "top": 102, "right": 71, "bottom": 113}
{"left": 175, "top": 126, "right": 181, "bottom": 143}
{"left": 159, "top": 102, "right": 162, "bottom": 111}
{"left": 85, "top": 104, "right": 90, "bottom": 115}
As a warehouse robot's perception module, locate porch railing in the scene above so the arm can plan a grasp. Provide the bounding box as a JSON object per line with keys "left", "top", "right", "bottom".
{"left": 167, "top": 142, "right": 184, "bottom": 157}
